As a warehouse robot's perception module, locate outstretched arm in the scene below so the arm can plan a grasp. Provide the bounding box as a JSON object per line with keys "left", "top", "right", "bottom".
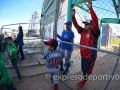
{"left": 57, "top": 34, "right": 63, "bottom": 41}
{"left": 72, "top": 9, "right": 85, "bottom": 34}
{"left": 57, "top": 34, "right": 71, "bottom": 42}
{"left": 86, "top": 0, "right": 100, "bottom": 38}
{"left": 90, "top": 8, "right": 99, "bottom": 31}
{"left": 54, "top": 31, "right": 65, "bottom": 41}
{"left": 86, "top": 0, "right": 99, "bottom": 31}
{"left": 57, "top": 31, "right": 74, "bottom": 42}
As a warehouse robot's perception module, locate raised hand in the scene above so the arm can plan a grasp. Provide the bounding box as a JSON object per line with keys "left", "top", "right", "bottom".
{"left": 86, "top": 0, "right": 92, "bottom": 9}
{"left": 71, "top": 9, "right": 76, "bottom": 16}
{"left": 54, "top": 31, "right": 57, "bottom": 35}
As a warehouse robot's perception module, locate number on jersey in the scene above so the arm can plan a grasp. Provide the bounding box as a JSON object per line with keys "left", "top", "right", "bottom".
{"left": 52, "top": 58, "right": 59, "bottom": 65}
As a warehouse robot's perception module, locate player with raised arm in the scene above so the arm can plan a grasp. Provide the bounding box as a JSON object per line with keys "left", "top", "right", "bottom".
{"left": 72, "top": 0, "right": 100, "bottom": 89}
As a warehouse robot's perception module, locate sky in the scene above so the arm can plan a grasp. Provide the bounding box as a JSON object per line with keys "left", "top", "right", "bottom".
{"left": 93, "top": 0, "right": 120, "bottom": 36}
{"left": 0, "top": 0, "right": 120, "bottom": 35}
{"left": 80, "top": 0, "right": 117, "bottom": 20}
{"left": 80, "top": 0, "right": 120, "bottom": 35}
{"left": 0, "top": 0, "right": 43, "bottom": 32}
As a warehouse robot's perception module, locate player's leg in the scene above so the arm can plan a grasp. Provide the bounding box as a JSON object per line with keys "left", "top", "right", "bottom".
{"left": 87, "top": 60, "right": 95, "bottom": 75}
{"left": 11, "top": 59, "right": 21, "bottom": 81}
{"left": 47, "top": 68, "right": 54, "bottom": 83}
{"left": 78, "top": 58, "right": 91, "bottom": 89}
{"left": 59, "top": 49, "right": 65, "bottom": 71}
{"left": 53, "top": 68, "right": 59, "bottom": 90}
{"left": 82, "top": 58, "right": 92, "bottom": 80}
{"left": 6, "top": 85, "right": 10, "bottom": 90}
{"left": 78, "top": 58, "right": 87, "bottom": 84}
{"left": 47, "top": 68, "right": 59, "bottom": 90}
{"left": 62, "top": 50, "right": 72, "bottom": 75}
{"left": 19, "top": 45, "right": 24, "bottom": 60}
{"left": 9, "top": 82, "right": 17, "bottom": 90}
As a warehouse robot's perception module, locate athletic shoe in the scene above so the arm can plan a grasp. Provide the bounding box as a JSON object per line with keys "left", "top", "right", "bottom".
{"left": 62, "top": 70, "right": 69, "bottom": 75}
{"left": 77, "top": 80, "right": 87, "bottom": 89}
{"left": 59, "top": 68, "right": 64, "bottom": 71}
{"left": 10, "top": 65, "right": 14, "bottom": 69}
{"left": 77, "top": 80, "right": 87, "bottom": 85}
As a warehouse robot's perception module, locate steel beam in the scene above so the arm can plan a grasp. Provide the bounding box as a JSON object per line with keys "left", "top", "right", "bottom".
{"left": 67, "top": 0, "right": 73, "bottom": 21}
{"left": 112, "top": 0, "right": 119, "bottom": 21}
{"left": 76, "top": 4, "right": 89, "bottom": 13}
{"left": 72, "top": 0, "right": 96, "bottom": 6}
{"left": 101, "top": 18, "right": 120, "bottom": 24}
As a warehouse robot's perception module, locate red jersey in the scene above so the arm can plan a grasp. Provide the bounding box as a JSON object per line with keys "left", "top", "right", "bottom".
{"left": 72, "top": 7, "right": 100, "bottom": 60}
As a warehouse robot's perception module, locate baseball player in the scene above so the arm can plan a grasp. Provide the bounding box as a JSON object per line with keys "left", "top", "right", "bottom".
{"left": 72, "top": 0, "right": 100, "bottom": 89}
{"left": 44, "top": 39, "right": 62, "bottom": 90}
{"left": 56, "top": 21, "right": 74, "bottom": 75}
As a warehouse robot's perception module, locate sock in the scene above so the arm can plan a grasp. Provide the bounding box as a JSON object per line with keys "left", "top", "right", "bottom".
{"left": 54, "top": 84, "right": 58, "bottom": 90}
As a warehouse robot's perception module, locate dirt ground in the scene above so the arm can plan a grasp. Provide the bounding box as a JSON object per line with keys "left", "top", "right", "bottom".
{"left": 12, "top": 73, "right": 71, "bottom": 90}
{"left": 2, "top": 37, "right": 120, "bottom": 90}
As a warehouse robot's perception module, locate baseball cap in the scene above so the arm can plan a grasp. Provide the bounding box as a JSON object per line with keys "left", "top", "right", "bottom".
{"left": 44, "top": 39, "right": 58, "bottom": 49}
{"left": 18, "top": 26, "right": 22, "bottom": 29}
{"left": 82, "top": 19, "right": 92, "bottom": 24}
{"left": 65, "top": 21, "right": 72, "bottom": 25}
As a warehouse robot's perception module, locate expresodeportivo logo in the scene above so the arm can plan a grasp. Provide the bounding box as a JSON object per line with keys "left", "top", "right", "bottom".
{"left": 45, "top": 74, "right": 120, "bottom": 81}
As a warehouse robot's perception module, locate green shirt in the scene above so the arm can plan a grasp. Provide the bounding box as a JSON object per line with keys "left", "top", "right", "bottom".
{"left": 6, "top": 43, "right": 17, "bottom": 60}
{"left": 0, "top": 53, "right": 12, "bottom": 85}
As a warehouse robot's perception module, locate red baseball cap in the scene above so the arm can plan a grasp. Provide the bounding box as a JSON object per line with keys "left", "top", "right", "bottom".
{"left": 44, "top": 39, "right": 58, "bottom": 49}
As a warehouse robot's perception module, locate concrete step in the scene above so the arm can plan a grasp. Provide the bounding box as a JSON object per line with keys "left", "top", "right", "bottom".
{"left": 8, "top": 64, "right": 47, "bottom": 77}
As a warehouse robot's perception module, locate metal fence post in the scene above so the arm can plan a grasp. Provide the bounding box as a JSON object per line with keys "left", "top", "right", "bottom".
{"left": 53, "top": 0, "right": 59, "bottom": 39}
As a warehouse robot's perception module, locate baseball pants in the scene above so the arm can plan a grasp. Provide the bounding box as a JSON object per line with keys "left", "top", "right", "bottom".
{"left": 47, "top": 68, "right": 59, "bottom": 84}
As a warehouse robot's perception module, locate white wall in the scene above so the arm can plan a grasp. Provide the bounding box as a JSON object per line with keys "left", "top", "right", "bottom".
{"left": 44, "top": 22, "right": 54, "bottom": 39}
{"left": 57, "top": 16, "right": 66, "bottom": 38}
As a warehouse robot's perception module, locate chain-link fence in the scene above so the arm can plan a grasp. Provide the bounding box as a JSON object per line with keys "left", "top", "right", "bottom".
{"left": 0, "top": 0, "right": 120, "bottom": 90}
{"left": 41, "top": 0, "right": 120, "bottom": 90}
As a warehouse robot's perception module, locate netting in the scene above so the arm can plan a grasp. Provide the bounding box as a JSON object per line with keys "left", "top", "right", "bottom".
{"left": 0, "top": 0, "right": 120, "bottom": 90}
{"left": 41, "top": 0, "right": 120, "bottom": 90}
